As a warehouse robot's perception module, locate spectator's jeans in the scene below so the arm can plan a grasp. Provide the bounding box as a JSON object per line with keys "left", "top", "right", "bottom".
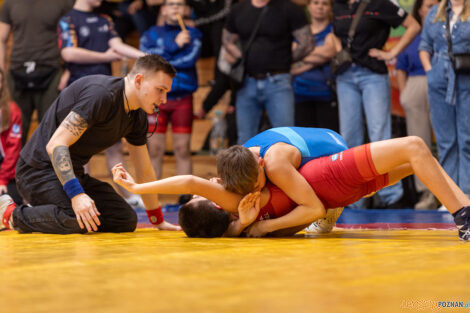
{"left": 236, "top": 73, "right": 294, "bottom": 144}
{"left": 13, "top": 158, "right": 137, "bottom": 234}
{"left": 337, "top": 64, "right": 403, "bottom": 205}
{"left": 427, "top": 57, "right": 470, "bottom": 195}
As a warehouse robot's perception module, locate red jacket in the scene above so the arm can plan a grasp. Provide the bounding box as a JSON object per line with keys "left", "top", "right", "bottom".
{"left": 0, "top": 102, "right": 22, "bottom": 185}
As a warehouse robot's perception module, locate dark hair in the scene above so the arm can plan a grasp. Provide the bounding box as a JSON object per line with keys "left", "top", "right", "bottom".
{"left": 129, "top": 54, "right": 176, "bottom": 78}
{"left": 411, "top": 0, "right": 425, "bottom": 25}
{"left": 178, "top": 199, "right": 230, "bottom": 238}
{"left": 217, "top": 145, "right": 259, "bottom": 195}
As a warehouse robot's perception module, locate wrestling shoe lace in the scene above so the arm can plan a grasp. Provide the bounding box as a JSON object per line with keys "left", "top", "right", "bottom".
{"left": 305, "top": 207, "right": 343, "bottom": 234}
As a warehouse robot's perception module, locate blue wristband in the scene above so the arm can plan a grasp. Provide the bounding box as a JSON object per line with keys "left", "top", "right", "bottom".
{"left": 63, "top": 178, "right": 85, "bottom": 199}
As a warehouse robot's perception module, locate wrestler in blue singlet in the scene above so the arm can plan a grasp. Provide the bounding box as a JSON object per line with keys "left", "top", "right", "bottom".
{"left": 243, "top": 127, "right": 348, "bottom": 167}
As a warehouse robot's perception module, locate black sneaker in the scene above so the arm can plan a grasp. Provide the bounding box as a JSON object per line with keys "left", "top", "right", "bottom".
{"left": 453, "top": 206, "right": 470, "bottom": 241}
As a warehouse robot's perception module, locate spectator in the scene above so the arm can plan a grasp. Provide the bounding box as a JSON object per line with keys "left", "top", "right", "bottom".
{"left": 58, "top": 0, "right": 145, "bottom": 85}
{"left": 333, "top": 0, "right": 420, "bottom": 207}
{"left": 58, "top": 0, "right": 147, "bottom": 208}
{"left": 0, "top": 0, "right": 74, "bottom": 145}
{"left": 189, "top": 0, "right": 237, "bottom": 126}
{"left": 291, "top": 0, "right": 338, "bottom": 131}
{"left": 419, "top": 0, "right": 470, "bottom": 201}
{"left": 111, "top": 0, "right": 157, "bottom": 39}
{"left": 396, "top": 0, "right": 438, "bottom": 210}
{"left": 140, "top": 0, "right": 202, "bottom": 203}
{"left": 0, "top": 68, "right": 22, "bottom": 205}
{"left": 223, "top": 0, "right": 314, "bottom": 145}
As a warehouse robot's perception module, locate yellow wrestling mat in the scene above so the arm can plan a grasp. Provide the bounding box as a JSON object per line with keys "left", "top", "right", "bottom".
{"left": 1, "top": 229, "right": 469, "bottom": 313}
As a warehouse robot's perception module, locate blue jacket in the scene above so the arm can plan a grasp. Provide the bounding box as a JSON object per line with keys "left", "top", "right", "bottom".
{"left": 140, "top": 24, "right": 202, "bottom": 99}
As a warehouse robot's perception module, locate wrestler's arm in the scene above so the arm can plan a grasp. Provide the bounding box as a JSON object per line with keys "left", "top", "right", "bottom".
{"left": 223, "top": 192, "right": 261, "bottom": 237}
{"left": 127, "top": 143, "right": 179, "bottom": 231}
{"left": 112, "top": 163, "right": 242, "bottom": 212}
{"left": 250, "top": 145, "right": 326, "bottom": 236}
{"left": 267, "top": 224, "right": 310, "bottom": 237}
{"left": 46, "top": 111, "right": 101, "bottom": 233}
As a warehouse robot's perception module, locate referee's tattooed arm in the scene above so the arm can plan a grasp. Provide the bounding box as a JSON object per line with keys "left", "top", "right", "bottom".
{"left": 62, "top": 111, "right": 88, "bottom": 137}
{"left": 51, "top": 146, "right": 75, "bottom": 185}
{"left": 46, "top": 111, "right": 88, "bottom": 185}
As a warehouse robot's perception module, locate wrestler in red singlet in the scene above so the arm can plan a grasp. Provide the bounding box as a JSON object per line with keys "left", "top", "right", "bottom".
{"left": 256, "top": 144, "right": 389, "bottom": 221}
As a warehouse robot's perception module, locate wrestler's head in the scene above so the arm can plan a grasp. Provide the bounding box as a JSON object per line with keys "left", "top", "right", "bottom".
{"left": 128, "top": 55, "right": 176, "bottom": 114}
{"left": 217, "top": 145, "right": 266, "bottom": 195}
{"left": 178, "top": 196, "right": 231, "bottom": 238}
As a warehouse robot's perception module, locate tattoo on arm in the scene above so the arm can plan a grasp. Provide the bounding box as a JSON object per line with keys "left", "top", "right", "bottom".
{"left": 292, "top": 25, "right": 315, "bottom": 62}
{"left": 62, "top": 112, "right": 88, "bottom": 137}
{"left": 51, "top": 145, "right": 76, "bottom": 185}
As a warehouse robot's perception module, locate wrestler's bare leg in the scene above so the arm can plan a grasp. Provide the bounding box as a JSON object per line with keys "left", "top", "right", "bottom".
{"left": 370, "top": 136, "right": 470, "bottom": 214}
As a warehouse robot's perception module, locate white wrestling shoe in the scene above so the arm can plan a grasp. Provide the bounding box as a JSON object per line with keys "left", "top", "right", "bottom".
{"left": 305, "top": 207, "right": 344, "bottom": 234}
{"left": 0, "top": 194, "right": 16, "bottom": 230}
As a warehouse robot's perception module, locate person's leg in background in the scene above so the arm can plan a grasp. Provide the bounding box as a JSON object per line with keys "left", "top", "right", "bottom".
{"left": 456, "top": 74, "right": 470, "bottom": 197}
{"left": 427, "top": 60, "right": 459, "bottom": 200}
{"left": 199, "top": 19, "right": 234, "bottom": 117}
{"left": 336, "top": 66, "right": 367, "bottom": 208}
{"left": 236, "top": 77, "right": 263, "bottom": 144}
{"left": 105, "top": 141, "right": 145, "bottom": 208}
{"left": 6, "top": 72, "right": 35, "bottom": 146}
{"left": 400, "top": 75, "right": 436, "bottom": 209}
{"left": 337, "top": 66, "right": 365, "bottom": 148}
{"left": 36, "top": 69, "right": 62, "bottom": 126}
{"left": 294, "top": 100, "right": 316, "bottom": 127}
{"left": 170, "top": 96, "right": 193, "bottom": 178}
{"left": 264, "top": 73, "right": 294, "bottom": 128}
{"left": 360, "top": 67, "right": 403, "bottom": 207}
{"left": 147, "top": 104, "right": 170, "bottom": 179}
{"left": 313, "top": 100, "right": 339, "bottom": 132}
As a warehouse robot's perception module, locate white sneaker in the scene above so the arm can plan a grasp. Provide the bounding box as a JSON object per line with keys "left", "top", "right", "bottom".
{"left": 0, "top": 194, "right": 16, "bottom": 230}
{"left": 125, "top": 195, "right": 145, "bottom": 208}
{"left": 305, "top": 207, "right": 344, "bottom": 234}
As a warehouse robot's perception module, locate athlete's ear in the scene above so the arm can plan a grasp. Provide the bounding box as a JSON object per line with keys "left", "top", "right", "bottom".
{"left": 258, "top": 157, "right": 264, "bottom": 168}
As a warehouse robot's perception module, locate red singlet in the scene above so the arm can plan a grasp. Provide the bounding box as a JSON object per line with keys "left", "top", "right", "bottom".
{"left": 256, "top": 144, "right": 389, "bottom": 220}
